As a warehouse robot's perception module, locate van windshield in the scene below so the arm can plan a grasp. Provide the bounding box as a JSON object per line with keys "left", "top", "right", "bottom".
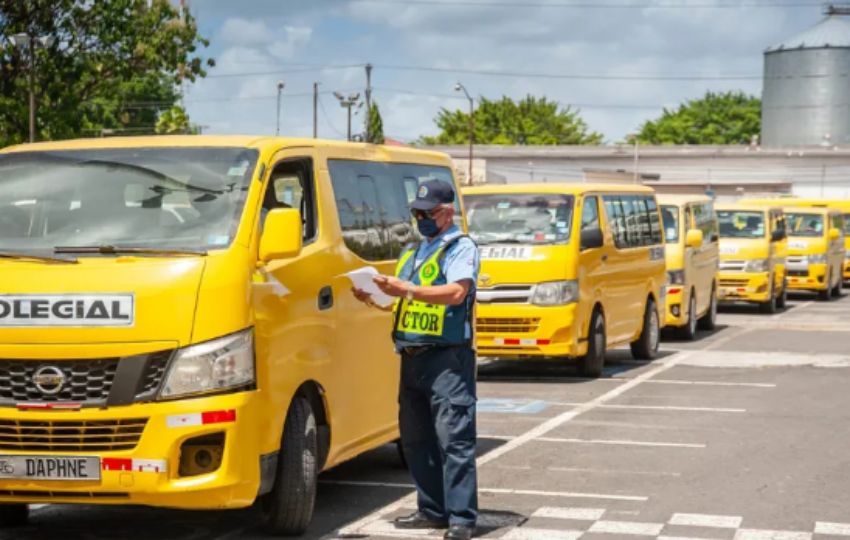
{"left": 661, "top": 205, "right": 679, "bottom": 243}
{"left": 0, "top": 147, "right": 258, "bottom": 253}
{"left": 465, "top": 193, "right": 574, "bottom": 246}
{"left": 718, "top": 210, "right": 765, "bottom": 239}
{"left": 786, "top": 212, "right": 824, "bottom": 238}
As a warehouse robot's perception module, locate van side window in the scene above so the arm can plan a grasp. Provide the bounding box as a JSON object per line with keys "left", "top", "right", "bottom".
{"left": 328, "top": 160, "right": 455, "bottom": 261}
{"left": 264, "top": 158, "right": 317, "bottom": 242}
{"left": 581, "top": 196, "right": 599, "bottom": 231}
{"left": 602, "top": 195, "right": 662, "bottom": 249}
{"left": 831, "top": 213, "right": 844, "bottom": 233}
{"left": 645, "top": 196, "right": 663, "bottom": 244}
{"left": 693, "top": 203, "right": 718, "bottom": 243}
{"left": 602, "top": 196, "right": 627, "bottom": 248}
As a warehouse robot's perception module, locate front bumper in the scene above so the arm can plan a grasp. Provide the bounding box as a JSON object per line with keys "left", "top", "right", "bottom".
{"left": 717, "top": 272, "right": 771, "bottom": 303}
{"left": 475, "top": 303, "right": 584, "bottom": 359}
{"left": 664, "top": 286, "right": 688, "bottom": 327}
{"left": 787, "top": 263, "right": 828, "bottom": 291}
{"left": 0, "top": 391, "right": 264, "bottom": 509}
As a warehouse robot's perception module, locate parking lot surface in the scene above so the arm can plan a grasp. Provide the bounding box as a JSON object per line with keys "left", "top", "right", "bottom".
{"left": 5, "top": 292, "right": 850, "bottom": 540}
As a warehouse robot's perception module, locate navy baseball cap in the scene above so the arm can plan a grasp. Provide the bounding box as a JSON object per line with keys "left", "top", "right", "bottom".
{"left": 410, "top": 179, "right": 456, "bottom": 211}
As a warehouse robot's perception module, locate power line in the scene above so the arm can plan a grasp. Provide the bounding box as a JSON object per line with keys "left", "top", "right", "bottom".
{"left": 343, "top": 0, "right": 823, "bottom": 8}
{"left": 205, "top": 63, "right": 364, "bottom": 79}
{"left": 317, "top": 95, "right": 347, "bottom": 137}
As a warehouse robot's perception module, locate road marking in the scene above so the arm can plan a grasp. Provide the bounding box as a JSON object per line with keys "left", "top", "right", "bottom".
{"left": 815, "top": 522, "right": 850, "bottom": 536}
{"left": 531, "top": 507, "right": 606, "bottom": 520}
{"left": 502, "top": 528, "right": 584, "bottom": 540}
{"left": 588, "top": 520, "right": 665, "bottom": 536}
{"left": 659, "top": 537, "right": 727, "bottom": 540}
{"left": 669, "top": 513, "right": 743, "bottom": 528}
{"left": 547, "top": 466, "right": 681, "bottom": 477}
{"left": 320, "top": 480, "right": 648, "bottom": 501}
{"left": 646, "top": 379, "right": 776, "bottom": 388}
{"left": 550, "top": 402, "right": 747, "bottom": 413}
{"left": 331, "top": 329, "right": 750, "bottom": 539}
{"left": 733, "top": 529, "right": 812, "bottom": 540}
{"left": 534, "top": 437, "right": 705, "bottom": 448}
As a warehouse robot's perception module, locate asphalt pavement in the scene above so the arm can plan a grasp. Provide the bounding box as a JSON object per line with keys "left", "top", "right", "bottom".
{"left": 5, "top": 291, "right": 850, "bottom": 540}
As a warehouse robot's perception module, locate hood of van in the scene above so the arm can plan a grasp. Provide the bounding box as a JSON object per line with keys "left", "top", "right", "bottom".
{"left": 0, "top": 256, "right": 206, "bottom": 347}
{"left": 477, "top": 244, "right": 574, "bottom": 287}
{"left": 718, "top": 238, "right": 769, "bottom": 261}
{"left": 787, "top": 236, "right": 827, "bottom": 256}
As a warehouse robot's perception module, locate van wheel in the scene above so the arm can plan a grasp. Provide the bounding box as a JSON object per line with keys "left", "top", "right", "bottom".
{"left": 259, "top": 397, "right": 318, "bottom": 536}
{"left": 0, "top": 504, "right": 28, "bottom": 527}
{"left": 579, "top": 310, "right": 606, "bottom": 378}
{"left": 775, "top": 280, "right": 788, "bottom": 309}
{"left": 759, "top": 283, "right": 778, "bottom": 314}
{"left": 676, "top": 293, "right": 698, "bottom": 340}
{"left": 698, "top": 286, "right": 717, "bottom": 331}
{"left": 819, "top": 273, "right": 833, "bottom": 301}
{"left": 630, "top": 299, "right": 660, "bottom": 360}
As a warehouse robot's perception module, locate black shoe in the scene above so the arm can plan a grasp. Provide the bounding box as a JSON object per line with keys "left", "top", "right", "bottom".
{"left": 393, "top": 511, "right": 449, "bottom": 529}
{"left": 444, "top": 524, "right": 475, "bottom": 540}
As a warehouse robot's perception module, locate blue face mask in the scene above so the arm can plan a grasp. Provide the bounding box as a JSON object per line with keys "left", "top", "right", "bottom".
{"left": 417, "top": 218, "right": 440, "bottom": 238}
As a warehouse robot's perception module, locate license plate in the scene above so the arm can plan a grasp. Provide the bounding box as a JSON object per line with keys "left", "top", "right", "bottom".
{"left": 0, "top": 455, "right": 100, "bottom": 481}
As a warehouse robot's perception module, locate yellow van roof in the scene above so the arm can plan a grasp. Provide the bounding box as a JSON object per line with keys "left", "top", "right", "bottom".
{"left": 656, "top": 194, "right": 712, "bottom": 206}
{"left": 462, "top": 182, "right": 656, "bottom": 196}
{"left": 715, "top": 202, "right": 776, "bottom": 212}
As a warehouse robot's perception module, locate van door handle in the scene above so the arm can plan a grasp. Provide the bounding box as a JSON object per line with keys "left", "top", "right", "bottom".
{"left": 318, "top": 286, "right": 334, "bottom": 311}
{"left": 601, "top": 254, "right": 608, "bottom": 262}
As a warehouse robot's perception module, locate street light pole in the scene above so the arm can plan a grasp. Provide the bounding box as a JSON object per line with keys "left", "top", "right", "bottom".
{"left": 333, "top": 92, "right": 361, "bottom": 142}
{"left": 275, "top": 81, "right": 285, "bottom": 136}
{"left": 454, "top": 82, "right": 474, "bottom": 185}
{"left": 10, "top": 32, "right": 55, "bottom": 143}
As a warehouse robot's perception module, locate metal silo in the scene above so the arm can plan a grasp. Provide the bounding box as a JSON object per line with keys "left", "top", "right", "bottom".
{"left": 762, "top": 6, "right": 850, "bottom": 146}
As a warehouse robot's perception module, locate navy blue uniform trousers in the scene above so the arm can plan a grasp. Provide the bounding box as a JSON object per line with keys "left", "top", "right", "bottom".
{"left": 399, "top": 345, "right": 478, "bottom": 527}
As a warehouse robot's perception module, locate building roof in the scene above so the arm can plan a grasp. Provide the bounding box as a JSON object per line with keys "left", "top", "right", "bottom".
{"left": 462, "top": 182, "right": 656, "bottom": 195}
{"left": 766, "top": 15, "right": 850, "bottom": 52}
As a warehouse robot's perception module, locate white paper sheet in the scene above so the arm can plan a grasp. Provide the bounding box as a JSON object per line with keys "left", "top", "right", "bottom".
{"left": 345, "top": 267, "right": 395, "bottom": 308}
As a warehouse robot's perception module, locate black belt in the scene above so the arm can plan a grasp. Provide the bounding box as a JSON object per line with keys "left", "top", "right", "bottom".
{"left": 400, "top": 343, "right": 469, "bottom": 357}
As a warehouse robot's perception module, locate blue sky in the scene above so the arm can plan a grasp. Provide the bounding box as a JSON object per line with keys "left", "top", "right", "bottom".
{"left": 182, "top": 0, "right": 825, "bottom": 143}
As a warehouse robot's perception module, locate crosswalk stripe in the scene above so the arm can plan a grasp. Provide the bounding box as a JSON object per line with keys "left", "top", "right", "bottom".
{"left": 531, "top": 507, "right": 606, "bottom": 520}
{"left": 733, "top": 529, "right": 812, "bottom": 540}
{"left": 669, "top": 513, "right": 743, "bottom": 528}
{"left": 814, "top": 522, "right": 850, "bottom": 536}
{"left": 588, "top": 520, "right": 665, "bottom": 536}
{"left": 502, "top": 528, "right": 584, "bottom": 540}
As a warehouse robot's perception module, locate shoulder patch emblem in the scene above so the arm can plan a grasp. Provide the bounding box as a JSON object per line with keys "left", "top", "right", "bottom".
{"left": 418, "top": 185, "right": 429, "bottom": 198}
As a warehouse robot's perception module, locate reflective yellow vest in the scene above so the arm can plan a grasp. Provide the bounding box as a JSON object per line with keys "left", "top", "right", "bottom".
{"left": 392, "top": 236, "right": 473, "bottom": 345}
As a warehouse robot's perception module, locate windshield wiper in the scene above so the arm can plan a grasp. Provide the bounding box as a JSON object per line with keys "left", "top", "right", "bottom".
{"left": 54, "top": 245, "right": 207, "bottom": 257}
{"left": 0, "top": 250, "right": 78, "bottom": 264}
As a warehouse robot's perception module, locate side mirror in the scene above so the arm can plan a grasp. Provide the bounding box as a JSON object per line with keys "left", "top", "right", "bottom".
{"left": 685, "top": 229, "right": 703, "bottom": 249}
{"left": 260, "top": 208, "right": 303, "bottom": 262}
{"left": 771, "top": 229, "right": 786, "bottom": 242}
{"left": 829, "top": 228, "right": 841, "bottom": 241}
{"left": 580, "top": 227, "right": 604, "bottom": 250}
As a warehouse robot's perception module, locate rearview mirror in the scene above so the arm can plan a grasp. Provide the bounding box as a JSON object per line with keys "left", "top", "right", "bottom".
{"left": 260, "top": 208, "right": 303, "bottom": 262}
{"left": 580, "top": 228, "right": 604, "bottom": 250}
{"left": 685, "top": 229, "right": 703, "bottom": 249}
{"left": 771, "top": 229, "right": 786, "bottom": 242}
{"left": 829, "top": 228, "right": 841, "bottom": 241}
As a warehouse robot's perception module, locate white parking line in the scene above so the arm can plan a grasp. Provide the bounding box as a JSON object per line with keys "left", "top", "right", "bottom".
{"left": 734, "top": 529, "right": 812, "bottom": 540}
{"left": 532, "top": 507, "right": 606, "bottom": 520}
{"left": 319, "top": 480, "right": 648, "bottom": 501}
{"left": 534, "top": 437, "right": 705, "bottom": 448}
{"left": 646, "top": 379, "right": 776, "bottom": 388}
{"left": 588, "top": 520, "right": 665, "bottom": 536}
{"left": 550, "top": 402, "right": 747, "bottom": 413}
{"left": 814, "top": 522, "right": 850, "bottom": 536}
{"left": 669, "top": 513, "right": 743, "bottom": 528}
{"left": 502, "top": 528, "right": 584, "bottom": 540}
{"left": 547, "top": 466, "right": 682, "bottom": 477}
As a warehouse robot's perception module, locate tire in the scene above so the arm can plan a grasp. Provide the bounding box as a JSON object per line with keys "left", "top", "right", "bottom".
{"left": 0, "top": 504, "right": 28, "bottom": 527}
{"left": 579, "top": 310, "right": 606, "bottom": 378}
{"left": 676, "top": 292, "right": 698, "bottom": 340}
{"left": 759, "top": 282, "right": 778, "bottom": 314}
{"left": 630, "top": 298, "right": 660, "bottom": 360}
{"left": 698, "top": 285, "right": 717, "bottom": 331}
{"left": 775, "top": 279, "right": 788, "bottom": 310}
{"left": 819, "top": 272, "right": 833, "bottom": 301}
{"left": 260, "top": 397, "right": 318, "bottom": 537}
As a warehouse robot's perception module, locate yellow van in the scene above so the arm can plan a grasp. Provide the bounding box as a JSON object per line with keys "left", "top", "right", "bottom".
{"left": 657, "top": 195, "right": 719, "bottom": 339}
{"left": 744, "top": 198, "right": 850, "bottom": 283}
{"left": 781, "top": 207, "right": 845, "bottom": 299}
{"left": 0, "top": 136, "right": 461, "bottom": 533}
{"left": 463, "top": 183, "right": 666, "bottom": 378}
{"left": 715, "top": 203, "right": 788, "bottom": 312}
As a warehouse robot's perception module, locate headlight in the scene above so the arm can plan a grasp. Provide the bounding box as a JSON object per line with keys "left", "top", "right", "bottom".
{"left": 532, "top": 280, "right": 578, "bottom": 306}
{"left": 160, "top": 329, "right": 255, "bottom": 399}
{"left": 666, "top": 270, "right": 685, "bottom": 285}
{"left": 808, "top": 254, "right": 827, "bottom": 264}
{"left": 744, "top": 258, "right": 769, "bottom": 273}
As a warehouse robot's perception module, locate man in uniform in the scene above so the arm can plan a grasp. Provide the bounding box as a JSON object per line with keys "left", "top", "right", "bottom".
{"left": 352, "top": 178, "right": 480, "bottom": 540}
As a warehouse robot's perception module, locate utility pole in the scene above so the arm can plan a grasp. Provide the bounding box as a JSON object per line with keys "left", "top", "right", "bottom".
{"left": 364, "top": 63, "right": 373, "bottom": 143}
{"left": 10, "top": 33, "right": 53, "bottom": 143}
{"left": 275, "top": 81, "right": 285, "bottom": 136}
{"left": 454, "top": 82, "right": 474, "bottom": 185}
{"left": 313, "top": 82, "right": 319, "bottom": 138}
{"left": 821, "top": 164, "right": 826, "bottom": 197}
{"left": 334, "top": 92, "right": 361, "bottom": 142}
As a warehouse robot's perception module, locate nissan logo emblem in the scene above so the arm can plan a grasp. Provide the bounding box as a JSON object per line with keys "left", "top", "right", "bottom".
{"left": 32, "top": 366, "right": 66, "bottom": 395}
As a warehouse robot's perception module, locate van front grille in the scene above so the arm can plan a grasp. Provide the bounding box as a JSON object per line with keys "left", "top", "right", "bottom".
{"left": 720, "top": 278, "right": 750, "bottom": 288}
{"left": 477, "top": 318, "right": 541, "bottom": 334}
{"left": 0, "top": 490, "right": 129, "bottom": 499}
{"left": 0, "top": 418, "right": 148, "bottom": 452}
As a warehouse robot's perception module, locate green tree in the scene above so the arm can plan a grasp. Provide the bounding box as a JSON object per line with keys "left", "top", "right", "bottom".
{"left": 421, "top": 95, "right": 602, "bottom": 145}
{"left": 155, "top": 105, "right": 198, "bottom": 134}
{"left": 0, "top": 0, "right": 213, "bottom": 145}
{"left": 635, "top": 91, "right": 761, "bottom": 145}
{"left": 367, "top": 103, "right": 384, "bottom": 144}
